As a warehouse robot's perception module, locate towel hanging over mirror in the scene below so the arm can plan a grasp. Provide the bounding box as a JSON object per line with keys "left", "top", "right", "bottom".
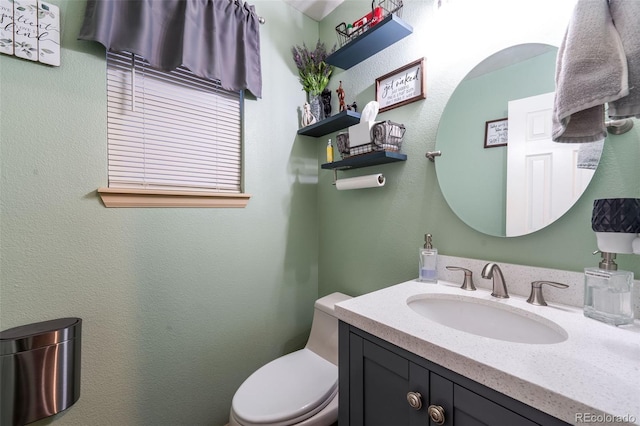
{"left": 552, "top": 0, "right": 638, "bottom": 143}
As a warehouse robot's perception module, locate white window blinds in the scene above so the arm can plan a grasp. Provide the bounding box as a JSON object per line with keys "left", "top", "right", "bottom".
{"left": 106, "top": 51, "right": 243, "bottom": 193}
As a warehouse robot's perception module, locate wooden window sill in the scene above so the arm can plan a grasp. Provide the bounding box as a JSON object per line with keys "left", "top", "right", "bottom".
{"left": 97, "top": 188, "right": 251, "bottom": 208}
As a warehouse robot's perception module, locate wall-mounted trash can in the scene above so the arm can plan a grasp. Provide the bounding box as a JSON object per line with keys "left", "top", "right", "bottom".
{"left": 1, "top": 317, "right": 82, "bottom": 426}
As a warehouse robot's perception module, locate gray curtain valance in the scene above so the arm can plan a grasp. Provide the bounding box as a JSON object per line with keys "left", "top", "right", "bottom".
{"left": 78, "top": 0, "right": 262, "bottom": 98}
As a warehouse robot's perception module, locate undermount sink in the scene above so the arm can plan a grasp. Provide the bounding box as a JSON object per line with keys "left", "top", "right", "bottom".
{"left": 407, "top": 294, "right": 568, "bottom": 344}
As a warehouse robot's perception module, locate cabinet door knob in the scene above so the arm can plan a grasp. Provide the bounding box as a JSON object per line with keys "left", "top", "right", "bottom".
{"left": 406, "top": 391, "right": 422, "bottom": 410}
{"left": 427, "top": 404, "right": 446, "bottom": 425}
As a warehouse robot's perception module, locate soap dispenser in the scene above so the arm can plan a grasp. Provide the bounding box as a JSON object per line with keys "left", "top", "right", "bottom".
{"left": 418, "top": 233, "right": 438, "bottom": 283}
{"left": 584, "top": 251, "right": 634, "bottom": 326}
{"left": 583, "top": 198, "right": 639, "bottom": 326}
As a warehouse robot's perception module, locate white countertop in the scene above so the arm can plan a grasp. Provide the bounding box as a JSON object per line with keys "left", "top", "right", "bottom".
{"left": 335, "top": 279, "right": 640, "bottom": 426}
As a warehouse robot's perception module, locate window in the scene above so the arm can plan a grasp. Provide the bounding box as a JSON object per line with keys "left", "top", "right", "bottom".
{"left": 97, "top": 51, "right": 250, "bottom": 208}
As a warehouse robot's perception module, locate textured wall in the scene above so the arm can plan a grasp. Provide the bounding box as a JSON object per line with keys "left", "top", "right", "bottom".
{"left": 317, "top": 0, "right": 640, "bottom": 298}
{"left": 0, "top": 1, "right": 320, "bottom": 424}
{"left": 2, "top": 1, "right": 639, "bottom": 425}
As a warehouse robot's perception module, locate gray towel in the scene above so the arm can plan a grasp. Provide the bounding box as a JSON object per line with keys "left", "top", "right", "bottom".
{"left": 552, "top": 0, "right": 629, "bottom": 143}
{"left": 577, "top": 140, "right": 604, "bottom": 169}
{"left": 608, "top": 0, "right": 640, "bottom": 119}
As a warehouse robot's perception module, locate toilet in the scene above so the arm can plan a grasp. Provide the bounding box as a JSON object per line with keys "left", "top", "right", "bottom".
{"left": 228, "top": 292, "right": 352, "bottom": 426}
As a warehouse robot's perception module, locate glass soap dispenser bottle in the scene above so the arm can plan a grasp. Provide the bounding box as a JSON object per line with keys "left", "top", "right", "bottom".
{"left": 419, "top": 233, "right": 438, "bottom": 283}
{"left": 584, "top": 251, "right": 634, "bottom": 326}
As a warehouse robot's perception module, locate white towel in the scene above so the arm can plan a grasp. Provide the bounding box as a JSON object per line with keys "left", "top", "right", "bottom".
{"left": 608, "top": 0, "right": 640, "bottom": 119}
{"left": 552, "top": 0, "right": 629, "bottom": 143}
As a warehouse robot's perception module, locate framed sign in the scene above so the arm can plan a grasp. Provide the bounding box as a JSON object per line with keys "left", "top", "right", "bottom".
{"left": 375, "top": 58, "right": 426, "bottom": 113}
{"left": 0, "top": 0, "right": 61, "bottom": 66}
{"left": 484, "top": 118, "right": 508, "bottom": 148}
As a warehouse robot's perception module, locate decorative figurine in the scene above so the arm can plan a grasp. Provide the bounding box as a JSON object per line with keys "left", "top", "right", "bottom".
{"left": 337, "top": 81, "right": 346, "bottom": 112}
{"left": 301, "top": 102, "right": 317, "bottom": 127}
{"left": 321, "top": 88, "right": 332, "bottom": 118}
{"left": 347, "top": 101, "right": 358, "bottom": 112}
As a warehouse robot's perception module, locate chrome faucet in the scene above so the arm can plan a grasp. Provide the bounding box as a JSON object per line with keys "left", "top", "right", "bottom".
{"left": 446, "top": 266, "right": 476, "bottom": 291}
{"left": 481, "top": 263, "right": 509, "bottom": 298}
{"left": 526, "top": 281, "right": 569, "bottom": 306}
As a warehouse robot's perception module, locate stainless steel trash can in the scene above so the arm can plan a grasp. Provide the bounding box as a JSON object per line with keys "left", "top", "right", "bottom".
{"left": 0, "top": 317, "right": 82, "bottom": 426}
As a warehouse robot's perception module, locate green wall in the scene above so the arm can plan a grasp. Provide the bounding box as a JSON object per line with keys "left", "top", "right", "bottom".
{"left": 1, "top": 0, "right": 639, "bottom": 425}
{"left": 317, "top": 0, "right": 640, "bottom": 299}
{"left": 1, "top": 1, "right": 320, "bottom": 425}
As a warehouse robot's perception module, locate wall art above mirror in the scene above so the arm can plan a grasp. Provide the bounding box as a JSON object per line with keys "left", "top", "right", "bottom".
{"left": 435, "top": 43, "right": 603, "bottom": 238}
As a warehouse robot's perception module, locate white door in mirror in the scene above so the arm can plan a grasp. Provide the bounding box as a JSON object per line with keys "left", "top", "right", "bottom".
{"left": 506, "top": 92, "right": 596, "bottom": 237}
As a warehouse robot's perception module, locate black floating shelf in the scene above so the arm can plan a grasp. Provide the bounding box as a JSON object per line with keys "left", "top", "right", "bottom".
{"left": 321, "top": 151, "right": 407, "bottom": 170}
{"left": 297, "top": 110, "right": 361, "bottom": 137}
{"left": 326, "top": 14, "right": 413, "bottom": 70}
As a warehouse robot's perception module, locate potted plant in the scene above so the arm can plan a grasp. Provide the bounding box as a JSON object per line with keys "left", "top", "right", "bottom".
{"left": 291, "top": 40, "right": 336, "bottom": 122}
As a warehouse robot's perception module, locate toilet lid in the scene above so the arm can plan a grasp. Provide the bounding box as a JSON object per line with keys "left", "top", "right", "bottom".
{"left": 232, "top": 348, "right": 337, "bottom": 425}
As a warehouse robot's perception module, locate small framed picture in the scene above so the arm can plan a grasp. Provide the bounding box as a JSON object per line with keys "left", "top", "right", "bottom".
{"left": 375, "top": 58, "right": 426, "bottom": 113}
{"left": 484, "top": 118, "right": 508, "bottom": 148}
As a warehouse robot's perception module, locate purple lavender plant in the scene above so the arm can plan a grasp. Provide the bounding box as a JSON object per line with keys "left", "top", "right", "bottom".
{"left": 291, "top": 40, "right": 336, "bottom": 95}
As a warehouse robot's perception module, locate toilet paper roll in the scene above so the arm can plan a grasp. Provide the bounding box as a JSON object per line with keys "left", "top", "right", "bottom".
{"left": 335, "top": 174, "right": 385, "bottom": 190}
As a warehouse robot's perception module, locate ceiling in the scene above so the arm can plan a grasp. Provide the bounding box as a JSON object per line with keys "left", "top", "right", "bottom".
{"left": 284, "top": 0, "right": 345, "bottom": 21}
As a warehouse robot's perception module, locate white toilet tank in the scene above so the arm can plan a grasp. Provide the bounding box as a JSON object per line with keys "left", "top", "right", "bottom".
{"left": 305, "top": 292, "right": 352, "bottom": 366}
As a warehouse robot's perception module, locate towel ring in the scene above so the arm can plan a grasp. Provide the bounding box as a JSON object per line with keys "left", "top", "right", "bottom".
{"left": 606, "top": 118, "right": 634, "bottom": 135}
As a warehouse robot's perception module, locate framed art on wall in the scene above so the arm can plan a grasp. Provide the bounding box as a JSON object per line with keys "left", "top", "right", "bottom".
{"left": 484, "top": 118, "right": 508, "bottom": 148}
{"left": 375, "top": 58, "right": 426, "bottom": 113}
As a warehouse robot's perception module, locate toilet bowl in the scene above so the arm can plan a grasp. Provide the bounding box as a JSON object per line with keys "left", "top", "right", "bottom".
{"left": 228, "top": 292, "right": 351, "bottom": 426}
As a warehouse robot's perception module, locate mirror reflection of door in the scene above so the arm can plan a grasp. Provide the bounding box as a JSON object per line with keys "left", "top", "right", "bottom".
{"left": 506, "top": 92, "right": 598, "bottom": 236}
{"left": 434, "top": 43, "right": 603, "bottom": 238}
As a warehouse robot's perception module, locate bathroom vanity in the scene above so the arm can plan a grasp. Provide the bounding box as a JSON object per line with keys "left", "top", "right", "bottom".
{"left": 334, "top": 260, "right": 640, "bottom": 426}
{"left": 338, "top": 322, "right": 568, "bottom": 425}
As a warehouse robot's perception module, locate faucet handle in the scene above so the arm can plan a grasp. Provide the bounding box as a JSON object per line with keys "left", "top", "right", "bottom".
{"left": 526, "top": 281, "right": 569, "bottom": 306}
{"left": 446, "top": 266, "right": 476, "bottom": 291}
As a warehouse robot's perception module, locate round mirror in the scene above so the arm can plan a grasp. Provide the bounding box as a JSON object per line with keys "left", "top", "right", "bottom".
{"left": 435, "top": 43, "right": 602, "bottom": 237}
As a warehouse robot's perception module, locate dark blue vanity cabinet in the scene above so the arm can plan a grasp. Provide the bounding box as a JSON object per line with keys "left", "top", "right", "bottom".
{"left": 338, "top": 322, "right": 570, "bottom": 426}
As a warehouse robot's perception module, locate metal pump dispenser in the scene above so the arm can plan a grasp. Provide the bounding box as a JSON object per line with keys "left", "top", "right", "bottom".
{"left": 595, "top": 250, "right": 618, "bottom": 271}
{"left": 424, "top": 233, "right": 432, "bottom": 250}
